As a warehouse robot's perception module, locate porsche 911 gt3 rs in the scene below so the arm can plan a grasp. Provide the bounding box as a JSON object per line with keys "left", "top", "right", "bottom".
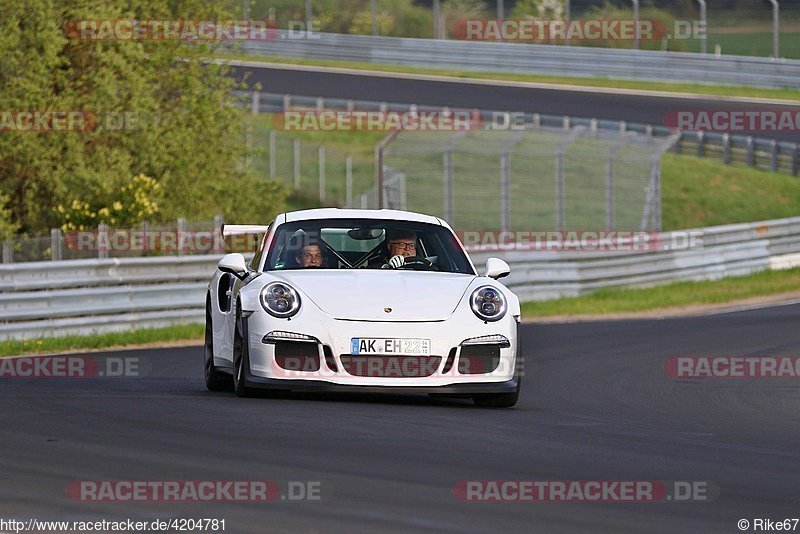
{"left": 204, "top": 208, "right": 522, "bottom": 407}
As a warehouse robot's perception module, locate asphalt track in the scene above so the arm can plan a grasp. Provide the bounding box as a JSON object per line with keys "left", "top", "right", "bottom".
{"left": 3, "top": 304, "right": 800, "bottom": 533}
{"left": 233, "top": 64, "right": 800, "bottom": 143}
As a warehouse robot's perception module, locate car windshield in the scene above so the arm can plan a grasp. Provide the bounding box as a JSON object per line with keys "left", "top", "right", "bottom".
{"left": 264, "top": 219, "right": 474, "bottom": 274}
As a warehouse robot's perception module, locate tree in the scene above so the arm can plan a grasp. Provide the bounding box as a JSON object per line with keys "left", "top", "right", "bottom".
{"left": 0, "top": 0, "right": 285, "bottom": 235}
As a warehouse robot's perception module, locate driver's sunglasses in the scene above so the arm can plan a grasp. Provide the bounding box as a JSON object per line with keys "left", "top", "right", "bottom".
{"left": 389, "top": 241, "right": 416, "bottom": 251}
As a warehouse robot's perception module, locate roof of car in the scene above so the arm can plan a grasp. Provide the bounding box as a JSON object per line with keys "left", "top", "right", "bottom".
{"left": 283, "top": 208, "right": 444, "bottom": 225}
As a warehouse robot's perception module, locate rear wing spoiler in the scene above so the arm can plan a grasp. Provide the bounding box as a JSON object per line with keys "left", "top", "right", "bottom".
{"left": 220, "top": 224, "right": 270, "bottom": 237}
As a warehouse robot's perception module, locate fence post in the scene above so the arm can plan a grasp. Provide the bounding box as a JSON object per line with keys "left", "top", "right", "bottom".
{"left": 98, "top": 223, "right": 109, "bottom": 259}
{"left": 2, "top": 242, "right": 11, "bottom": 263}
{"left": 605, "top": 152, "right": 615, "bottom": 229}
{"left": 722, "top": 133, "right": 731, "bottom": 164}
{"left": 213, "top": 214, "right": 224, "bottom": 255}
{"left": 360, "top": 193, "right": 367, "bottom": 209}
{"left": 269, "top": 130, "right": 276, "bottom": 179}
{"left": 251, "top": 90, "right": 260, "bottom": 116}
{"left": 318, "top": 145, "right": 326, "bottom": 203}
{"left": 746, "top": 136, "right": 754, "bottom": 167}
{"left": 443, "top": 149, "right": 454, "bottom": 225}
{"left": 50, "top": 228, "right": 62, "bottom": 261}
{"left": 345, "top": 153, "right": 353, "bottom": 208}
{"left": 770, "top": 140, "right": 779, "bottom": 172}
{"left": 672, "top": 131, "right": 682, "bottom": 154}
{"left": 696, "top": 130, "right": 705, "bottom": 157}
{"left": 500, "top": 152, "right": 510, "bottom": 232}
{"left": 177, "top": 217, "right": 187, "bottom": 256}
{"left": 555, "top": 151, "right": 565, "bottom": 231}
{"left": 293, "top": 139, "right": 301, "bottom": 190}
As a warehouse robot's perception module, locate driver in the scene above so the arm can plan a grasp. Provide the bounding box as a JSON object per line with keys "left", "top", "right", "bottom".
{"left": 296, "top": 241, "right": 324, "bottom": 268}
{"left": 382, "top": 230, "right": 417, "bottom": 269}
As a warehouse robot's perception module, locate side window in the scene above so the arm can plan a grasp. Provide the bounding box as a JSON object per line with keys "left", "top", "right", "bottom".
{"left": 217, "top": 273, "right": 233, "bottom": 313}
{"left": 249, "top": 222, "right": 274, "bottom": 271}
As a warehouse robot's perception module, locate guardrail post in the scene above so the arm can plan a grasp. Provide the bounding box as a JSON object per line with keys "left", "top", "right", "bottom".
{"left": 177, "top": 217, "right": 187, "bottom": 256}
{"left": 722, "top": 133, "right": 731, "bottom": 164}
{"left": 619, "top": 121, "right": 627, "bottom": 134}
{"left": 50, "top": 228, "right": 62, "bottom": 261}
{"left": 282, "top": 94, "right": 291, "bottom": 111}
{"left": 293, "top": 139, "right": 301, "bottom": 190}
{"left": 251, "top": 90, "right": 260, "bottom": 116}
{"left": 532, "top": 113, "right": 541, "bottom": 129}
{"left": 563, "top": 116, "right": 570, "bottom": 130}
{"left": 347, "top": 100, "right": 355, "bottom": 112}
{"left": 345, "top": 153, "right": 353, "bottom": 208}
{"left": 98, "top": 223, "right": 109, "bottom": 259}
{"left": 316, "top": 97, "right": 324, "bottom": 112}
{"left": 746, "top": 136, "right": 755, "bottom": 167}
{"left": 213, "top": 214, "right": 224, "bottom": 254}
{"left": 590, "top": 118, "right": 598, "bottom": 135}
{"left": 792, "top": 144, "right": 800, "bottom": 176}
{"left": 269, "top": 130, "right": 276, "bottom": 179}
{"left": 318, "top": 145, "right": 326, "bottom": 203}
{"left": 696, "top": 131, "right": 705, "bottom": 157}
{"left": 2, "top": 242, "right": 12, "bottom": 263}
{"left": 673, "top": 131, "right": 682, "bottom": 154}
{"left": 770, "top": 140, "right": 779, "bottom": 172}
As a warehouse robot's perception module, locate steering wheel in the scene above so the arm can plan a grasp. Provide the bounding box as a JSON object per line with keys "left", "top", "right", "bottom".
{"left": 397, "top": 256, "right": 438, "bottom": 271}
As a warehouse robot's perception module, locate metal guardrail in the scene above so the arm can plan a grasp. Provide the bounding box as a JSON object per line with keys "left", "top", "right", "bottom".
{"left": 2, "top": 217, "right": 800, "bottom": 340}
{"left": 248, "top": 91, "right": 800, "bottom": 177}
{"left": 238, "top": 32, "right": 800, "bottom": 89}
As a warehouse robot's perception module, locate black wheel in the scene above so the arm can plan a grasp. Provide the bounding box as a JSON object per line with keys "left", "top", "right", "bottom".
{"left": 232, "top": 307, "right": 252, "bottom": 398}
{"left": 204, "top": 299, "right": 231, "bottom": 391}
{"left": 472, "top": 377, "right": 521, "bottom": 408}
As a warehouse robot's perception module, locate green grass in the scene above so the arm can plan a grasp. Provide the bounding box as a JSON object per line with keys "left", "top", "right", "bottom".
{"left": 682, "top": 31, "right": 800, "bottom": 60}
{"left": 220, "top": 51, "right": 800, "bottom": 102}
{"left": 0, "top": 323, "right": 203, "bottom": 358}
{"left": 661, "top": 154, "right": 800, "bottom": 230}
{"left": 521, "top": 267, "right": 800, "bottom": 317}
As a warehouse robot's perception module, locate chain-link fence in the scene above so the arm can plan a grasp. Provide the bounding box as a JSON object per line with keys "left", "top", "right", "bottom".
{"left": 378, "top": 125, "right": 678, "bottom": 232}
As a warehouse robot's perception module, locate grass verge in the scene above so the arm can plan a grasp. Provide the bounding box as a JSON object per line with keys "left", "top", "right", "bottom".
{"left": 521, "top": 267, "right": 800, "bottom": 318}
{"left": 221, "top": 52, "right": 800, "bottom": 102}
{"left": 0, "top": 323, "right": 203, "bottom": 358}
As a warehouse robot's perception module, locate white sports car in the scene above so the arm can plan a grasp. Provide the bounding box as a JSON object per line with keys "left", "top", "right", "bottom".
{"left": 204, "top": 208, "right": 522, "bottom": 408}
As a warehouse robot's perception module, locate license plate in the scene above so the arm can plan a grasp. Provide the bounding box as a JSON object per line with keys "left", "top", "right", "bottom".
{"left": 351, "top": 338, "right": 431, "bottom": 356}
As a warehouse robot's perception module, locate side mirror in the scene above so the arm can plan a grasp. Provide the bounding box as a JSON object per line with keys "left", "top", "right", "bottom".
{"left": 484, "top": 258, "right": 510, "bottom": 279}
{"left": 218, "top": 253, "right": 248, "bottom": 279}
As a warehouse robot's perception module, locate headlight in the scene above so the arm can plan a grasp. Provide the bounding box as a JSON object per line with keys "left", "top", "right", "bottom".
{"left": 260, "top": 282, "right": 301, "bottom": 318}
{"left": 470, "top": 286, "right": 507, "bottom": 322}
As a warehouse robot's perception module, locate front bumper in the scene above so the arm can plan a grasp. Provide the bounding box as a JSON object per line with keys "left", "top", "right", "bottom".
{"left": 240, "top": 305, "right": 521, "bottom": 390}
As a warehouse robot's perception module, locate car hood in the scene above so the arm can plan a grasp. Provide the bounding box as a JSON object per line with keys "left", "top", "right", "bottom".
{"left": 271, "top": 270, "right": 476, "bottom": 321}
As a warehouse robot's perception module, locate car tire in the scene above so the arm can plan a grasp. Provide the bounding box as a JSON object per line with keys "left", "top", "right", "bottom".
{"left": 204, "top": 298, "right": 230, "bottom": 391}
{"left": 472, "top": 377, "right": 521, "bottom": 408}
{"left": 232, "top": 307, "right": 253, "bottom": 398}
